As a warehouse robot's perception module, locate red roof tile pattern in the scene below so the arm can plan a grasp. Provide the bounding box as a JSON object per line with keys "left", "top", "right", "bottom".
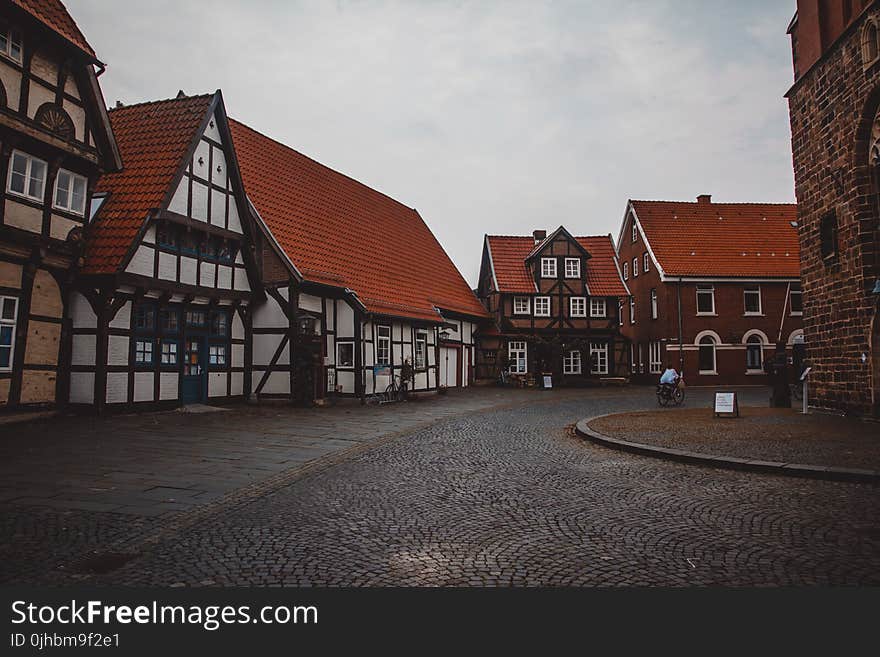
{"left": 630, "top": 200, "right": 800, "bottom": 278}
{"left": 229, "top": 120, "right": 487, "bottom": 322}
{"left": 486, "top": 234, "right": 628, "bottom": 296}
{"left": 13, "top": 0, "right": 96, "bottom": 58}
{"left": 83, "top": 94, "right": 214, "bottom": 274}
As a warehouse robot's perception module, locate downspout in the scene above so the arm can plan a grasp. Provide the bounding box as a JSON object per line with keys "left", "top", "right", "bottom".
{"left": 777, "top": 282, "right": 791, "bottom": 344}
{"left": 677, "top": 278, "right": 684, "bottom": 375}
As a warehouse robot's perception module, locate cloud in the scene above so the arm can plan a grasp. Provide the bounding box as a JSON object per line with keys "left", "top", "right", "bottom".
{"left": 67, "top": 0, "right": 797, "bottom": 285}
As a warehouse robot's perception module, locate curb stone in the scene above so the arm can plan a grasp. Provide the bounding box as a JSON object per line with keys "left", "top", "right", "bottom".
{"left": 575, "top": 415, "right": 880, "bottom": 484}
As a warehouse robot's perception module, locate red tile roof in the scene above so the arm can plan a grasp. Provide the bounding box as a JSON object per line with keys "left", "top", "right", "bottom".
{"left": 83, "top": 94, "right": 214, "bottom": 274}
{"left": 630, "top": 200, "right": 800, "bottom": 278}
{"left": 229, "top": 120, "right": 487, "bottom": 322}
{"left": 486, "top": 234, "right": 628, "bottom": 296}
{"left": 12, "top": 0, "right": 96, "bottom": 59}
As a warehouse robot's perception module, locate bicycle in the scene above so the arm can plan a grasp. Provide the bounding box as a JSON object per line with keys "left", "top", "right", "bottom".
{"left": 656, "top": 378, "right": 685, "bottom": 407}
{"left": 367, "top": 375, "right": 408, "bottom": 405}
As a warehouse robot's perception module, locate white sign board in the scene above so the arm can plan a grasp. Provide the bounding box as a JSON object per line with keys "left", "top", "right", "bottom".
{"left": 543, "top": 375, "right": 553, "bottom": 389}
{"left": 714, "top": 392, "right": 738, "bottom": 417}
{"left": 800, "top": 366, "right": 811, "bottom": 382}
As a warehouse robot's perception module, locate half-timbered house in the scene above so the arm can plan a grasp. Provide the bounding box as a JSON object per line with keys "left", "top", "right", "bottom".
{"left": 230, "top": 120, "right": 488, "bottom": 401}
{"left": 0, "top": 0, "right": 120, "bottom": 410}
{"left": 476, "top": 227, "right": 630, "bottom": 384}
{"left": 69, "top": 91, "right": 267, "bottom": 410}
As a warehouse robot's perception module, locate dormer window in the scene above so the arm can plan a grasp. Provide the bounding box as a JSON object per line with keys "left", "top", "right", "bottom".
{"left": 0, "top": 27, "right": 22, "bottom": 63}
{"left": 540, "top": 257, "right": 557, "bottom": 278}
{"left": 53, "top": 169, "right": 87, "bottom": 216}
{"left": 564, "top": 258, "right": 580, "bottom": 278}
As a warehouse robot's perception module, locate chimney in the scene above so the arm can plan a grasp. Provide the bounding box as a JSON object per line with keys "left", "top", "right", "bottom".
{"left": 114, "top": 100, "right": 124, "bottom": 108}
{"left": 533, "top": 229, "right": 547, "bottom": 244}
{"left": 697, "top": 194, "right": 712, "bottom": 204}
{"left": 176, "top": 89, "right": 187, "bottom": 99}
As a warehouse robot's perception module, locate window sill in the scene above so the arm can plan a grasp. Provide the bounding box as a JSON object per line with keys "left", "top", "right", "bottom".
{"left": 698, "top": 370, "right": 718, "bottom": 375}
{"left": 52, "top": 204, "right": 86, "bottom": 219}
{"left": 743, "top": 313, "right": 764, "bottom": 317}
{"left": 534, "top": 314, "right": 550, "bottom": 318}
{"left": 6, "top": 189, "right": 44, "bottom": 206}
{"left": 696, "top": 312, "right": 717, "bottom": 317}
{"left": 745, "top": 370, "right": 765, "bottom": 375}
{"left": 790, "top": 312, "right": 803, "bottom": 316}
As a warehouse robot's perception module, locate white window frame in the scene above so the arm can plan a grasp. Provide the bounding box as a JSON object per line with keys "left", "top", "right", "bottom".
{"left": 534, "top": 296, "right": 551, "bottom": 317}
{"left": 209, "top": 344, "right": 226, "bottom": 366}
{"left": 540, "top": 257, "right": 557, "bottom": 278}
{"left": 632, "top": 257, "right": 638, "bottom": 277}
{"left": 134, "top": 338, "right": 153, "bottom": 365}
{"left": 563, "top": 349, "right": 581, "bottom": 375}
{"left": 415, "top": 330, "right": 428, "bottom": 370}
{"left": 0, "top": 295, "right": 18, "bottom": 372}
{"left": 698, "top": 336, "right": 717, "bottom": 374}
{"left": 508, "top": 341, "right": 527, "bottom": 374}
{"left": 618, "top": 301, "right": 624, "bottom": 326}
{"left": 513, "top": 296, "right": 530, "bottom": 315}
{"left": 589, "top": 297, "right": 606, "bottom": 318}
{"left": 643, "top": 252, "right": 650, "bottom": 273}
{"left": 53, "top": 168, "right": 88, "bottom": 216}
{"left": 743, "top": 286, "right": 763, "bottom": 316}
{"left": 631, "top": 221, "right": 638, "bottom": 243}
{"left": 590, "top": 342, "right": 608, "bottom": 375}
{"left": 789, "top": 286, "right": 803, "bottom": 316}
{"left": 0, "top": 26, "right": 22, "bottom": 63}
{"left": 629, "top": 297, "right": 635, "bottom": 324}
{"left": 564, "top": 258, "right": 580, "bottom": 278}
{"left": 622, "top": 261, "right": 628, "bottom": 280}
{"left": 649, "top": 341, "right": 662, "bottom": 374}
{"left": 7, "top": 150, "right": 48, "bottom": 202}
{"left": 336, "top": 340, "right": 355, "bottom": 369}
{"left": 570, "top": 296, "right": 586, "bottom": 317}
{"left": 745, "top": 335, "right": 764, "bottom": 372}
{"left": 650, "top": 288, "right": 658, "bottom": 320}
{"left": 696, "top": 285, "right": 715, "bottom": 316}
{"left": 376, "top": 325, "right": 391, "bottom": 365}
{"left": 160, "top": 340, "right": 178, "bottom": 365}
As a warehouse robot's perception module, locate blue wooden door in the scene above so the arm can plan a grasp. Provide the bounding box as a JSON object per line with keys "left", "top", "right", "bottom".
{"left": 182, "top": 336, "right": 205, "bottom": 403}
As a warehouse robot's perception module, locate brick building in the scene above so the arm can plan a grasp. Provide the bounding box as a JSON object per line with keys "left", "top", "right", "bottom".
{"left": 615, "top": 197, "right": 803, "bottom": 386}
{"left": 475, "top": 227, "right": 629, "bottom": 384}
{"left": 787, "top": 0, "right": 880, "bottom": 415}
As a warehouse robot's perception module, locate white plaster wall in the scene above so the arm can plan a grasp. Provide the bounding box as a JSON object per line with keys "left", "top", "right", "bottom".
{"left": 208, "top": 372, "right": 227, "bottom": 397}
{"left": 233, "top": 267, "right": 250, "bottom": 291}
{"left": 168, "top": 178, "right": 188, "bottom": 215}
{"left": 160, "top": 372, "right": 178, "bottom": 400}
{"left": 125, "top": 245, "right": 154, "bottom": 277}
{"left": 191, "top": 181, "right": 208, "bottom": 222}
{"left": 64, "top": 74, "right": 80, "bottom": 99}
{"left": 109, "top": 300, "right": 131, "bottom": 330}
{"left": 27, "top": 83, "right": 53, "bottom": 121}
{"left": 299, "top": 293, "right": 322, "bottom": 313}
{"left": 66, "top": 101, "right": 86, "bottom": 142}
{"left": 200, "top": 261, "right": 215, "bottom": 287}
{"left": 70, "top": 292, "right": 96, "bottom": 328}
{"left": 4, "top": 200, "right": 42, "bottom": 233}
{"left": 134, "top": 372, "right": 154, "bottom": 402}
{"left": 69, "top": 372, "right": 94, "bottom": 404}
{"left": 210, "top": 188, "right": 226, "bottom": 226}
{"left": 211, "top": 145, "right": 227, "bottom": 188}
{"left": 0, "top": 60, "right": 22, "bottom": 109}
{"left": 232, "top": 312, "right": 244, "bottom": 339}
{"left": 230, "top": 371, "right": 243, "bottom": 396}
{"left": 30, "top": 50, "right": 58, "bottom": 84}
{"left": 227, "top": 199, "right": 242, "bottom": 233}
{"left": 252, "top": 295, "right": 287, "bottom": 328}
{"left": 50, "top": 214, "right": 78, "bottom": 241}
{"left": 107, "top": 335, "right": 129, "bottom": 365}
{"left": 204, "top": 112, "right": 223, "bottom": 143}
{"left": 106, "top": 372, "right": 127, "bottom": 404}
{"left": 232, "top": 344, "right": 244, "bottom": 367}
{"left": 253, "top": 335, "right": 288, "bottom": 366}
{"left": 71, "top": 334, "right": 96, "bottom": 366}
{"left": 336, "top": 300, "right": 354, "bottom": 338}
{"left": 192, "top": 140, "right": 210, "bottom": 181}
{"left": 158, "top": 252, "right": 176, "bottom": 281}
{"left": 180, "top": 257, "right": 197, "bottom": 286}
{"left": 336, "top": 370, "right": 355, "bottom": 393}
{"left": 217, "top": 265, "right": 232, "bottom": 289}
{"left": 257, "top": 371, "right": 289, "bottom": 395}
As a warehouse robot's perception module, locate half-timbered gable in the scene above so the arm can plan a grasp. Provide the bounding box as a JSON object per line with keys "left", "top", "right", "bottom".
{"left": 69, "top": 91, "right": 263, "bottom": 410}
{"left": 476, "top": 228, "right": 629, "bottom": 384}
{"left": 231, "top": 118, "right": 487, "bottom": 401}
{"left": 615, "top": 196, "right": 803, "bottom": 386}
{"left": 0, "top": 0, "right": 120, "bottom": 411}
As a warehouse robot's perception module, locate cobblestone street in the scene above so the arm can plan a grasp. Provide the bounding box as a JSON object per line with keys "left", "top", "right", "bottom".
{"left": 3, "top": 387, "right": 878, "bottom": 586}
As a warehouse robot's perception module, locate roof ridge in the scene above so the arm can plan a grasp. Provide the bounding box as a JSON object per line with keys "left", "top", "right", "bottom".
{"left": 631, "top": 199, "right": 797, "bottom": 206}
{"left": 228, "top": 117, "right": 418, "bottom": 216}
{"left": 486, "top": 234, "right": 611, "bottom": 239}
{"left": 108, "top": 92, "right": 215, "bottom": 114}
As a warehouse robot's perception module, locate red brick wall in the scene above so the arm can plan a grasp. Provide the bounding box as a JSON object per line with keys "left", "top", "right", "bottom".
{"left": 617, "top": 211, "right": 803, "bottom": 386}
{"left": 788, "top": 3, "right": 880, "bottom": 415}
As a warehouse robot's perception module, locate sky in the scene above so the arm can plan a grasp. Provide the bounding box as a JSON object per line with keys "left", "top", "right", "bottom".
{"left": 67, "top": 0, "right": 798, "bottom": 287}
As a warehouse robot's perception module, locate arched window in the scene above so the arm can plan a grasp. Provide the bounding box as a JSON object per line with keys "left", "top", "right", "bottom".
{"left": 698, "top": 335, "right": 716, "bottom": 374}
{"left": 0, "top": 80, "right": 6, "bottom": 109}
{"left": 863, "top": 20, "right": 879, "bottom": 67}
{"left": 34, "top": 103, "right": 75, "bottom": 141}
{"left": 746, "top": 334, "right": 764, "bottom": 371}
